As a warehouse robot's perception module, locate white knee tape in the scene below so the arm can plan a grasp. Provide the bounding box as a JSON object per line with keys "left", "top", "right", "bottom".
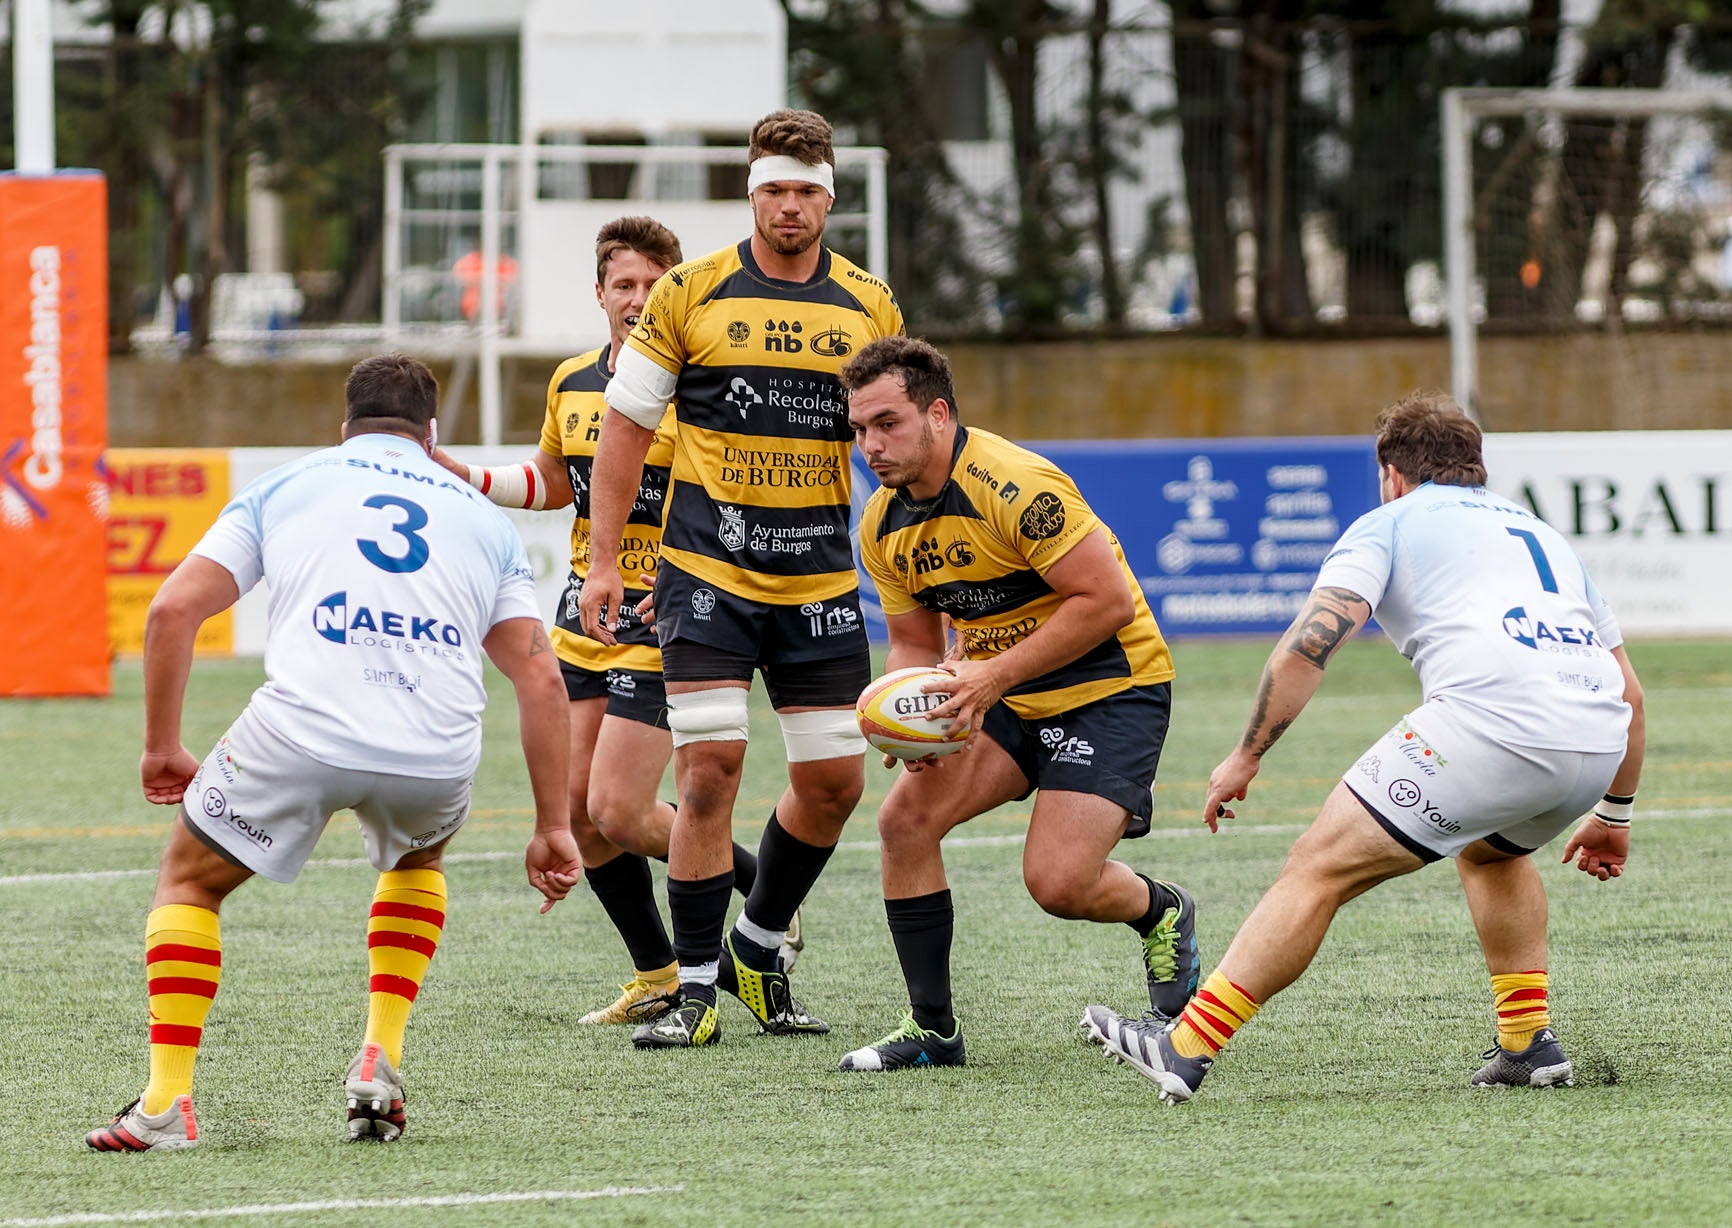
{"left": 667, "top": 687, "right": 751, "bottom": 748}
{"left": 778, "top": 708, "right": 867, "bottom": 763}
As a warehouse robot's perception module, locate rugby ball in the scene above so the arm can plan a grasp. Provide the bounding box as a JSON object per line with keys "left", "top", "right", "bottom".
{"left": 856, "top": 667, "right": 969, "bottom": 761}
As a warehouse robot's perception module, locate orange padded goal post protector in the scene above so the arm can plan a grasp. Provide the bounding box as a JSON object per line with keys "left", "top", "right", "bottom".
{"left": 0, "top": 172, "right": 109, "bottom": 696}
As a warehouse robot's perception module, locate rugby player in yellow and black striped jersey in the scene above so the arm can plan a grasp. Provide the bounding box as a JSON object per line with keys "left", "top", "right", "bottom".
{"left": 434, "top": 217, "right": 768, "bottom": 1029}
{"left": 580, "top": 110, "right": 901, "bottom": 1051}
{"left": 833, "top": 335, "right": 1200, "bottom": 1075}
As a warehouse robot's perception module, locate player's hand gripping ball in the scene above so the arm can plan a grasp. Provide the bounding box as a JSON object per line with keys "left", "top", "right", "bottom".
{"left": 856, "top": 667, "right": 970, "bottom": 761}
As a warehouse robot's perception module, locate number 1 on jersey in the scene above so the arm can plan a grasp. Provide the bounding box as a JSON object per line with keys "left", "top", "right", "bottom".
{"left": 1506, "top": 527, "right": 1558, "bottom": 593}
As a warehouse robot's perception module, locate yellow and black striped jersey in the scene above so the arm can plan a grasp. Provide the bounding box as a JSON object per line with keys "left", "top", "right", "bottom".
{"left": 859, "top": 427, "right": 1174, "bottom": 719}
{"left": 623, "top": 239, "right": 904, "bottom": 605}
{"left": 538, "top": 343, "right": 676, "bottom": 675}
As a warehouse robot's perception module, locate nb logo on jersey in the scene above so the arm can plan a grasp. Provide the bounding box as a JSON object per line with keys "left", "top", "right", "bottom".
{"left": 911, "top": 536, "right": 947, "bottom": 576}
{"left": 763, "top": 319, "right": 804, "bottom": 353}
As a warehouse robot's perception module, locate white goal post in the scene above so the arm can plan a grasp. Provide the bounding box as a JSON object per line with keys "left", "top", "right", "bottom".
{"left": 381, "top": 141, "right": 889, "bottom": 445}
{"left": 1443, "top": 87, "right": 1732, "bottom": 424}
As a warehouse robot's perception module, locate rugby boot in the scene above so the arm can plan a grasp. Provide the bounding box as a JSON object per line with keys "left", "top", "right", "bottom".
{"left": 1141, "top": 880, "right": 1201, "bottom": 1019}
{"left": 778, "top": 906, "right": 805, "bottom": 974}
{"left": 1086, "top": 1006, "right": 1213, "bottom": 1104}
{"left": 719, "top": 930, "right": 830, "bottom": 1035}
{"left": 838, "top": 1014, "right": 965, "bottom": 1072}
{"left": 345, "top": 1042, "right": 408, "bottom": 1141}
{"left": 1471, "top": 1028, "right": 1574, "bottom": 1088}
{"left": 86, "top": 1095, "right": 199, "bottom": 1152}
{"left": 579, "top": 964, "right": 681, "bottom": 1026}
{"left": 631, "top": 995, "right": 722, "bottom": 1048}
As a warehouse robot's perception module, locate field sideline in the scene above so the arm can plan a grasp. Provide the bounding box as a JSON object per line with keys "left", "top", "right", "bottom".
{"left": 1, "top": 639, "right": 1728, "bottom": 1227}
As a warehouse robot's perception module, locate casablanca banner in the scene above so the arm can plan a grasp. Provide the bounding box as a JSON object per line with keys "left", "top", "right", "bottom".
{"left": 0, "top": 172, "right": 109, "bottom": 696}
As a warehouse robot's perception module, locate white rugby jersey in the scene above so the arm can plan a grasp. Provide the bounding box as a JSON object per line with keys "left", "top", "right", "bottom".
{"left": 1315, "top": 482, "right": 1630, "bottom": 753}
{"left": 190, "top": 431, "right": 540, "bottom": 778}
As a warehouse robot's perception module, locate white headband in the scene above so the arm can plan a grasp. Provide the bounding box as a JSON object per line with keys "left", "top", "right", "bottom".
{"left": 748, "top": 154, "right": 835, "bottom": 197}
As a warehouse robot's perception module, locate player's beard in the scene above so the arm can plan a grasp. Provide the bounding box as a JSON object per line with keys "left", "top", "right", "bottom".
{"left": 756, "top": 212, "right": 822, "bottom": 257}
{"left": 879, "top": 420, "right": 936, "bottom": 489}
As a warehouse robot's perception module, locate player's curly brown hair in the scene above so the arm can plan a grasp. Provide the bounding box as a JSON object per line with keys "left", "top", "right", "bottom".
{"left": 840, "top": 335, "right": 958, "bottom": 420}
{"left": 1375, "top": 390, "right": 1487, "bottom": 486}
{"left": 748, "top": 109, "right": 835, "bottom": 168}
{"left": 594, "top": 216, "right": 682, "bottom": 287}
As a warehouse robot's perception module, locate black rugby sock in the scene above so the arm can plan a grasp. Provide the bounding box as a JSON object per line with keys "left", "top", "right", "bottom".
{"left": 585, "top": 852, "right": 675, "bottom": 972}
{"left": 743, "top": 810, "right": 834, "bottom": 934}
{"left": 668, "top": 869, "right": 734, "bottom": 981}
{"left": 887, "top": 890, "right": 957, "bottom": 1036}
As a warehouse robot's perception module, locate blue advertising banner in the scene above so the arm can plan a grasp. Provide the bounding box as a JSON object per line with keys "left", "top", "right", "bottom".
{"left": 851, "top": 436, "right": 1380, "bottom": 642}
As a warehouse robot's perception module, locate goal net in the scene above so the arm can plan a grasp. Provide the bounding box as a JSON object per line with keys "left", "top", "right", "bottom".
{"left": 1443, "top": 88, "right": 1732, "bottom": 426}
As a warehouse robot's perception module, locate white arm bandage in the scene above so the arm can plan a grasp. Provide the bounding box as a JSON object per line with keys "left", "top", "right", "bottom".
{"left": 605, "top": 345, "right": 679, "bottom": 430}
{"left": 468, "top": 462, "right": 549, "bottom": 510}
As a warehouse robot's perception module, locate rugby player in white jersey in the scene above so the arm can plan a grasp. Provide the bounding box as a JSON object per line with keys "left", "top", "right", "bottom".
{"left": 86, "top": 355, "right": 580, "bottom": 1152}
{"left": 1086, "top": 391, "right": 1646, "bottom": 1103}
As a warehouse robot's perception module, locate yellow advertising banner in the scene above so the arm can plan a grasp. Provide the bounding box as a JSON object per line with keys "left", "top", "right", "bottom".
{"left": 105, "top": 449, "right": 232, "bottom": 654}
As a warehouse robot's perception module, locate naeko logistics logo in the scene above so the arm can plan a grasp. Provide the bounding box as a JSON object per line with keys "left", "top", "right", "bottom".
{"left": 313, "top": 591, "right": 467, "bottom": 658}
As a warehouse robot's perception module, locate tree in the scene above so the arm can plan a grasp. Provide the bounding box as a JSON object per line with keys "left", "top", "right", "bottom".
{"left": 781, "top": 0, "right": 987, "bottom": 331}
{"left": 65, "top": 0, "right": 427, "bottom": 353}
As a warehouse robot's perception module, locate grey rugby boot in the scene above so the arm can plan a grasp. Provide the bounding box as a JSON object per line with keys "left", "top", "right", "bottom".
{"left": 345, "top": 1042, "right": 408, "bottom": 1141}
{"left": 1085, "top": 1006, "right": 1213, "bottom": 1104}
{"left": 1471, "top": 1028, "right": 1574, "bottom": 1088}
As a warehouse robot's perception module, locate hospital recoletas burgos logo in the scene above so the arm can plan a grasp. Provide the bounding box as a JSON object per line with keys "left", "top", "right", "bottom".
{"left": 725, "top": 377, "right": 763, "bottom": 419}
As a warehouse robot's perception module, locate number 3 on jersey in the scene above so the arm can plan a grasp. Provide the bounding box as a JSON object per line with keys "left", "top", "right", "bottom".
{"left": 358, "top": 495, "right": 430, "bottom": 573}
{"left": 1506, "top": 526, "right": 1558, "bottom": 594}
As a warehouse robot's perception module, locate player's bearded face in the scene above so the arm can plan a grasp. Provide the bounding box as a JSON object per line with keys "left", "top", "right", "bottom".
{"left": 597, "top": 250, "right": 669, "bottom": 353}
{"left": 858, "top": 409, "right": 935, "bottom": 489}
{"left": 751, "top": 181, "right": 831, "bottom": 257}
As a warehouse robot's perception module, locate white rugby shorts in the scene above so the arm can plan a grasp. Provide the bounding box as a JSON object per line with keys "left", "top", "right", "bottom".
{"left": 1341, "top": 699, "right": 1623, "bottom": 861}
{"left": 182, "top": 705, "right": 471, "bottom": 882}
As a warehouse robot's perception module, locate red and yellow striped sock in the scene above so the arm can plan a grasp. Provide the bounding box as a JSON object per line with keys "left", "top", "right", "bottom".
{"left": 1492, "top": 970, "right": 1550, "bottom": 1051}
{"left": 141, "top": 904, "right": 222, "bottom": 1116}
{"left": 1170, "top": 971, "right": 1260, "bottom": 1060}
{"left": 364, "top": 869, "right": 446, "bottom": 1068}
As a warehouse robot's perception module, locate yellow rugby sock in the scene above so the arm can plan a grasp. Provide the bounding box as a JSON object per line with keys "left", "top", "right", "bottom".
{"left": 141, "top": 904, "right": 222, "bottom": 1115}
{"left": 1492, "top": 970, "right": 1550, "bottom": 1051}
{"left": 1171, "top": 971, "right": 1259, "bottom": 1060}
{"left": 363, "top": 869, "right": 447, "bottom": 1068}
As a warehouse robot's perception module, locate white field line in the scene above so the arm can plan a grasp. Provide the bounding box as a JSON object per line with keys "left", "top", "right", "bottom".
{"left": 0, "top": 808, "right": 1719, "bottom": 889}
{"left": 0, "top": 1186, "right": 681, "bottom": 1228}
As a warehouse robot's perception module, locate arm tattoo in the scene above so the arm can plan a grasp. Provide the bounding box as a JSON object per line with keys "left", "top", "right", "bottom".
{"left": 527, "top": 625, "right": 553, "bottom": 657}
{"left": 1285, "top": 586, "right": 1367, "bottom": 669}
{"left": 1240, "top": 670, "right": 1295, "bottom": 756}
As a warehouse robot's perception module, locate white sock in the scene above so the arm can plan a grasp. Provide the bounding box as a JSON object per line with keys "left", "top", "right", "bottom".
{"left": 733, "top": 913, "right": 785, "bottom": 952}
{"left": 678, "top": 960, "right": 719, "bottom": 988}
